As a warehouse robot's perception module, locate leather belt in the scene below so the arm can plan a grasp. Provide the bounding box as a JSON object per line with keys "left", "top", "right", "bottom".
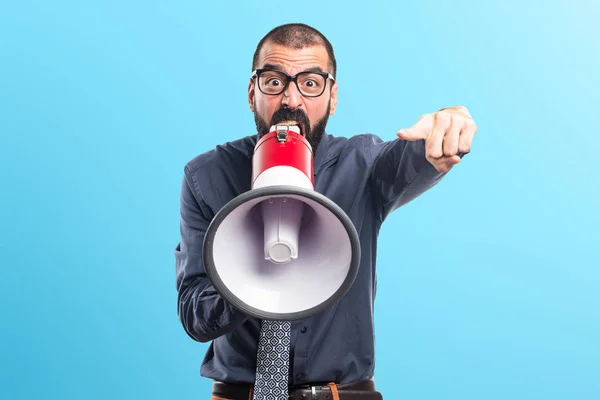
{"left": 212, "top": 379, "right": 383, "bottom": 400}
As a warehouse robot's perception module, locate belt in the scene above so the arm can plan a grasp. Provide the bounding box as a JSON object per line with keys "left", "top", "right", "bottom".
{"left": 211, "top": 379, "right": 383, "bottom": 400}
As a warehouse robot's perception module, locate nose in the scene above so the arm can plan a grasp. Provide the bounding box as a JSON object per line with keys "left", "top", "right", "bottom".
{"left": 281, "top": 81, "right": 303, "bottom": 109}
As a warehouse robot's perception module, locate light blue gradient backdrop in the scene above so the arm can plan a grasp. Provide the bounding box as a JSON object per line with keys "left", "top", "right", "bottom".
{"left": 1, "top": 1, "right": 598, "bottom": 399}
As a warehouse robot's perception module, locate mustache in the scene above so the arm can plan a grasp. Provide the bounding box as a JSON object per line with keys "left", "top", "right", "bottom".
{"left": 269, "top": 108, "right": 310, "bottom": 134}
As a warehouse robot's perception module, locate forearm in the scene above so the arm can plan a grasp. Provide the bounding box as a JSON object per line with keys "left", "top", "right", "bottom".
{"left": 371, "top": 138, "right": 446, "bottom": 220}
{"left": 175, "top": 169, "right": 249, "bottom": 343}
{"left": 176, "top": 262, "right": 249, "bottom": 342}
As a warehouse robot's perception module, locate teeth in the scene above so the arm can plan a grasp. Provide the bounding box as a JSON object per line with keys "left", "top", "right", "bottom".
{"left": 272, "top": 121, "right": 303, "bottom": 135}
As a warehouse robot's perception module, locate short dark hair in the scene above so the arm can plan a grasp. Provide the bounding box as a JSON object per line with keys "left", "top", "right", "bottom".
{"left": 252, "top": 23, "right": 337, "bottom": 78}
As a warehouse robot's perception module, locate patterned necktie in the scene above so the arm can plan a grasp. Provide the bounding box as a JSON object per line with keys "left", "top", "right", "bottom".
{"left": 252, "top": 319, "right": 291, "bottom": 400}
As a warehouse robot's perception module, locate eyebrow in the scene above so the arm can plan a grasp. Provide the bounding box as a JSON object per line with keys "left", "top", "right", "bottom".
{"left": 261, "top": 63, "right": 326, "bottom": 74}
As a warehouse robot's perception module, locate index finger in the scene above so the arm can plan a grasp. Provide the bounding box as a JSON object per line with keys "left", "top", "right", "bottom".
{"left": 396, "top": 114, "right": 434, "bottom": 141}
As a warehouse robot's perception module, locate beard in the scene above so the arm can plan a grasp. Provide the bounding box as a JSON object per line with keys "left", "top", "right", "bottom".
{"left": 254, "top": 101, "right": 331, "bottom": 153}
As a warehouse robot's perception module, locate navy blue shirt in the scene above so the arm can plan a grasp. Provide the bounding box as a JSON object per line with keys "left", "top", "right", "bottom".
{"left": 174, "top": 132, "right": 446, "bottom": 386}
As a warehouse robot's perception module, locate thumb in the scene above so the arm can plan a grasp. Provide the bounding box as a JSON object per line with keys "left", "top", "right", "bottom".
{"left": 396, "top": 114, "right": 433, "bottom": 141}
{"left": 397, "top": 128, "right": 424, "bottom": 141}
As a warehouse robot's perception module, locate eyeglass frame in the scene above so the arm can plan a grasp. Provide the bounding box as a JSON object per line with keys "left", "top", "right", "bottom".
{"left": 250, "top": 68, "right": 336, "bottom": 98}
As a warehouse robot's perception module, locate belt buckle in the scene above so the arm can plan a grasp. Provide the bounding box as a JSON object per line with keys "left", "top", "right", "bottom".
{"left": 289, "top": 383, "right": 327, "bottom": 400}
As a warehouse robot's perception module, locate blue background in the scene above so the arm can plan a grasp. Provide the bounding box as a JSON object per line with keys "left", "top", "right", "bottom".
{"left": 1, "top": 1, "right": 599, "bottom": 399}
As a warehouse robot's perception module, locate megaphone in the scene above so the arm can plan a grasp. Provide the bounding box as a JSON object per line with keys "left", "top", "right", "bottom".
{"left": 203, "top": 125, "right": 360, "bottom": 320}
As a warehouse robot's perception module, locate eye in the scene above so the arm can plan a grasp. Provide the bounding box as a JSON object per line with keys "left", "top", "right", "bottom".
{"left": 265, "top": 78, "right": 282, "bottom": 87}
{"left": 298, "top": 74, "right": 323, "bottom": 92}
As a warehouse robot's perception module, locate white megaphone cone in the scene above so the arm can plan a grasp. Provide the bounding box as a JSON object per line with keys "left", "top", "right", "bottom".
{"left": 203, "top": 125, "right": 360, "bottom": 320}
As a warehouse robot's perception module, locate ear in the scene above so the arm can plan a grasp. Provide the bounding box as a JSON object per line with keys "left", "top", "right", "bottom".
{"left": 329, "top": 81, "right": 338, "bottom": 115}
{"left": 248, "top": 78, "right": 256, "bottom": 112}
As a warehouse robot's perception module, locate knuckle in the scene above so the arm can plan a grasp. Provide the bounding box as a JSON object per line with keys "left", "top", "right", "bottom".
{"left": 456, "top": 106, "right": 470, "bottom": 116}
{"left": 426, "top": 142, "right": 440, "bottom": 157}
{"left": 454, "top": 106, "right": 471, "bottom": 118}
{"left": 458, "top": 138, "right": 471, "bottom": 152}
{"left": 419, "top": 113, "right": 434, "bottom": 126}
{"left": 443, "top": 147, "right": 456, "bottom": 157}
{"left": 465, "top": 119, "right": 477, "bottom": 132}
{"left": 435, "top": 111, "right": 452, "bottom": 125}
{"left": 429, "top": 149, "right": 443, "bottom": 159}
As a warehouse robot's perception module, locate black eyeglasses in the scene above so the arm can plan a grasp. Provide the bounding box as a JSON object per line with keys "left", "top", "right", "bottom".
{"left": 251, "top": 68, "right": 335, "bottom": 97}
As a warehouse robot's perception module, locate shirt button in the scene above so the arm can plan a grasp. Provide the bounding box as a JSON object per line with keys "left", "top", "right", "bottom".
{"left": 300, "top": 326, "right": 307, "bottom": 333}
{"left": 296, "top": 372, "right": 304, "bottom": 380}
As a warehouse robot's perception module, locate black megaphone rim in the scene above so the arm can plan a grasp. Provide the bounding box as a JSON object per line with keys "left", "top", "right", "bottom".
{"left": 202, "top": 185, "right": 361, "bottom": 321}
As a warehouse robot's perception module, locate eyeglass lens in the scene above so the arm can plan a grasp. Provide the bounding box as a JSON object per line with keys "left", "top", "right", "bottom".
{"left": 258, "top": 71, "right": 326, "bottom": 96}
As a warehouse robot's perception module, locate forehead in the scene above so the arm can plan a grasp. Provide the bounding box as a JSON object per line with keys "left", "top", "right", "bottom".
{"left": 256, "top": 42, "right": 331, "bottom": 74}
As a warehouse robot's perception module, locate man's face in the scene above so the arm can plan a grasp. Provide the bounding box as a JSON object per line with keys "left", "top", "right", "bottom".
{"left": 248, "top": 42, "right": 338, "bottom": 152}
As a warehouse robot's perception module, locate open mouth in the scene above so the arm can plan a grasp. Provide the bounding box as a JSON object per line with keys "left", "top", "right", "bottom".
{"left": 275, "top": 120, "right": 304, "bottom": 136}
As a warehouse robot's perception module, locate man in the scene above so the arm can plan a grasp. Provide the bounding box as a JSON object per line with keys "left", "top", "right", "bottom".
{"left": 175, "top": 23, "right": 477, "bottom": 400}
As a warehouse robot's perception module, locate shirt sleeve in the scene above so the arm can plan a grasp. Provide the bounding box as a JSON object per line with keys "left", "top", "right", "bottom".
{"left": 174, "top": 166, "right": 249, "bottom": 343}
{"left": 368, "top": 136, "right": 447, "bottom": 221}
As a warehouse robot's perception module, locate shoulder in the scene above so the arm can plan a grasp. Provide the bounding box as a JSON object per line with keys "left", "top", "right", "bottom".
{"left": 180, "top": 135, "right": 257, "bottom": 206}
{"left": 183, "top": 135, "right": 257, "bottom": 177}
